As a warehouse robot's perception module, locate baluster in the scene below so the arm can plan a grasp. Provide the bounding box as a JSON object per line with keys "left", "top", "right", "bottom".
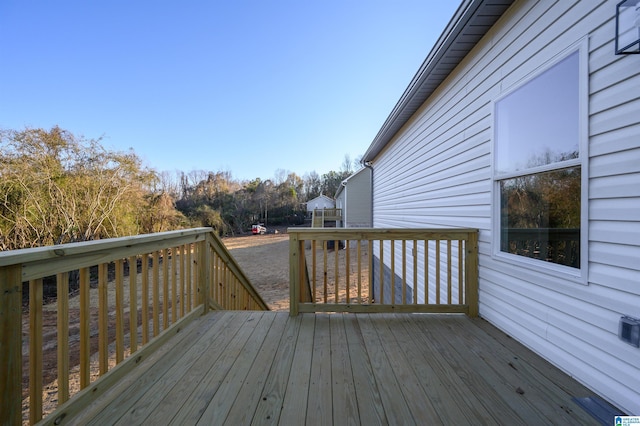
{"left": 30, "top": 278, "right": 43, "bottom": 423}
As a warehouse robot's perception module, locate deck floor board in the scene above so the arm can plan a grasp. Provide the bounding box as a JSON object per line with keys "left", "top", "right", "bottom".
{"left": 63, "top": 311, "right": 602, "bottom": 425}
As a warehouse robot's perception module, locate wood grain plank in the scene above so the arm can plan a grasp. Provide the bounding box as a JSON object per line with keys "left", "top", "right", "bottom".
{"left": 196, "top": 312, "right": 277, "bottom": 424}
{"left": 168, "top": 311, "right": 264, "bottom": 425}
{"left": 278, "top": 314, "right": 316, "bottom": 425}
{"left": 252, "top": 314, "right": 303, "bottom": 424}
{"left": 223, "top": 312, "right": 290, "bottom": 425}
{"left": 329, "top": 314, "right": 359, "bottom": 426}
{"left": 342, "top": 315, "right": 387, "bottom": 425}
{"left": 357, "top": 314, "right": 414, "bottom": 424}
{"left": 459, "top": 318, "right": 600, "bottom": 425}
{"left": 397, "top": 314, "right": 494, "bottom": 424}
{"left": 306, "top": 314, "right": 333, "bottom": 425}
{"left": 425, "top": 314, "right": 541, "bottom": 424}
{"left": 104, "top": 311, "right": 243, "bottom": 426}
{"left": 369, "top": 314, "right": 441, "bottom": 422}
{"left": 49, "top": 312, "right": 614, "bottom": 426}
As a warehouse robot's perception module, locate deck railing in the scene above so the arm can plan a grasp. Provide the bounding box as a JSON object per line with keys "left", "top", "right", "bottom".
{"left": 0, "top": 227, "right": 268, "bottom": 426}
{"left": 289, "top": 228, "right": 479, "bottom": 316}
{"left": 311, "top": 208, "right": 342, "bottom": 227}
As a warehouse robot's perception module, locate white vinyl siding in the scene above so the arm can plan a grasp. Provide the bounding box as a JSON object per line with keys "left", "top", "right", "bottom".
{"left": 370, "top": 0, "right": 640, "bottom": 415}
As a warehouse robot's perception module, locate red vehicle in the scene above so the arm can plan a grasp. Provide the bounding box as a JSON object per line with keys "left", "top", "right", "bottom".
{"left": 252, "top": 224, "right": 267, "bottom": 235}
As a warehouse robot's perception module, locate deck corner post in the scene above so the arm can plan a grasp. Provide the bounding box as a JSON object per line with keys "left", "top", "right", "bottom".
{"left": 289, "top": 233, "right": 300, "bottom": 316}
{"left": 465, "top": 230, "right": 479, "bottom": 317}
{"left": 1, "top": 264, "right": 23, "bottom": 426}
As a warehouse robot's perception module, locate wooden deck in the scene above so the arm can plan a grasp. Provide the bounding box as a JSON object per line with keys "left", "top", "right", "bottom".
{"left": 63, "top": 311, "right": 602, "bottom": 425}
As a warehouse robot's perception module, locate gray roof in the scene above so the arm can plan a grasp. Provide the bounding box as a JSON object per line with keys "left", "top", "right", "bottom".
{"left": 362, "top": 0, "right": 514, "bottom": 162}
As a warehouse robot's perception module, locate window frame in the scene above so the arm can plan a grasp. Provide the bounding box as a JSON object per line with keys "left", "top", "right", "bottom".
{"left": 491, "top": 40, "right": 589, "bottom": 285}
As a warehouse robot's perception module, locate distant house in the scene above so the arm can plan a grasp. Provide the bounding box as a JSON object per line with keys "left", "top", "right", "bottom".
{"left": 335, "top": 167, "right": 372, "bottom": 228}
{"left": 361, "top": 0, "right": 640, "bottom": 415}
{"left": 304, "top": 194, "right": 335, "bottom": 217}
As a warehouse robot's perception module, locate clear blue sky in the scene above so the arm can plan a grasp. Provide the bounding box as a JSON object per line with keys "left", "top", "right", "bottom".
{"left": 0, "top": 1, "right": 459, "bottom": 182}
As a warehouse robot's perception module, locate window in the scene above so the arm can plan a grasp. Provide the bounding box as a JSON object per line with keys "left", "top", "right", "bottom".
{"left": 494, "top": 50, "right": 583, "bottom": 271}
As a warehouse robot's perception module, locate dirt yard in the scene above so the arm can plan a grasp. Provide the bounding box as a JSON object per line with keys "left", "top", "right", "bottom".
{"left": 223, "top": 229, "right": 291, "bottom": 311}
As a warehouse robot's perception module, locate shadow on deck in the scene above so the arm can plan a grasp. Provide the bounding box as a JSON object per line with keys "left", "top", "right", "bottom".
{"left": 64, "top": 311, "right": 602, "bottom": 425}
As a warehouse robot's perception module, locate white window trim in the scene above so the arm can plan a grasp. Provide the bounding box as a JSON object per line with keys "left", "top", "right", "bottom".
{"left": 490, "top": 38, "right": 589, "bottom": 285}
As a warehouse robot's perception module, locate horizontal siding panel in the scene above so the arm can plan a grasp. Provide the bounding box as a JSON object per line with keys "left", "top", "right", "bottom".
{"left": 588, "top": 18, "right": 617, "bottom": 74}
{"left": 544, "top": 326, "right": 640, "bottom": 416}
{"left": 589, "top": 262, "right": 640, "bottom": 294}
{"left": 590, "top": 198, "right": 640, "bottom": 221}
{"left": 384, "top": 127, "right": 490, "bottom": 184}
{"left": 376, "top": 164, "right": 490, "bottom": 205}
{"left": 590, "top": 48, "right": 640, "bottom": 94}
{"left": 480, "top": 287, "right": 548, "bottom": 339}
{"left": 376, "top": 106, "right": 491, "bottom": 189}
{"left": 377, "top": 205, "right": 488, "bottom": 221}
{"left": 589, "top": 148, "right": 640, "bottom": 177}
{"left": 590, "top": 123, "right": 640, "bottom": 157}
{"left": 546, "top": 312, "right": 640, "bottom": 372}
{"left": 376, "top": 145, "right": 489, "bottom": 197}
{"left": 589, "top": 174, "right": 640, "bottom": 199}
{"left": 498, "top": 1, "right": 606, "bottom": 90}
{"left": 481, "top": 267, "right": 612, "bottom": 332}
{"left": 378, "top": 191, "right": 489, "bottom": 211}
{"left": 590, "top": 241, "right": 640, "bottom": 271}
{"left": 375, "top": 215, "right": 488, "bottom": 230}
{"left": 374, "top": 166, "right": 489, "bottom": 213}
{"left": 381, "top": 181, "right": 489, "bottom": 206}
{"left": 590, "top": 98, "right": 640, "bottom": 136}
{"left": 589, "top": 72, "right": 640, "bottom": 115}
{"left": 481, "top": 255, "right": 638, "bottom": 313}
{"left": 590, "top": 220, "right": 640, "bottom": 245}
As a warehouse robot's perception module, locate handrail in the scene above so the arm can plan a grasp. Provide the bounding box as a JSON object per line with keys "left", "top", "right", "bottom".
{"left": 0, "top": 228, "right": 267, "bottom": 425}
{"left": 289, "top": 228, "right": 479, "bottom": 317}
{"left": 311, "top": 208, "right": 342, "bottom": 227}
{"left": 312, "top": 207, "right": 342, "bottom": 217}
{"left": 205, "top": 232, "right": 270, "bottom": 311}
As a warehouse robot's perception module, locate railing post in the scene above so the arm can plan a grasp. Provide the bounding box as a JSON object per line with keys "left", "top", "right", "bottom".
{"left": 289, "top": 232, "right": 300, "bottom": 316}
{"left": 465, "top": 231, "right": 479, "bottom": 317}
{"left": 199, "top": 239, "right": 210, "bottom": 314}
{"left": 1, "top": 264, "right": 23, "bottom": 426}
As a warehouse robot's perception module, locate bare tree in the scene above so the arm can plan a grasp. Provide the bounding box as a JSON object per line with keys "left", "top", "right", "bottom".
{"left": 0, "top": 126, "right": 160, "bottom": 249}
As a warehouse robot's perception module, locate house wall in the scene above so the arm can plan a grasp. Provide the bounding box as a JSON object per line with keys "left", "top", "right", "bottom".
{"left": 306, "top": 195, "right": 335, "bottom": 215}
{"left": 370, "top": 0, "right": 640, "bottom": 414}
{"left": 342, "top": 168, "right": 372, "bottom": 228}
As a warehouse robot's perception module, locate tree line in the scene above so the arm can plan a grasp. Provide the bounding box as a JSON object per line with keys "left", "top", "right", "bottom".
{"left": 0, "top": 126, "right": 357, "bottom": 250}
